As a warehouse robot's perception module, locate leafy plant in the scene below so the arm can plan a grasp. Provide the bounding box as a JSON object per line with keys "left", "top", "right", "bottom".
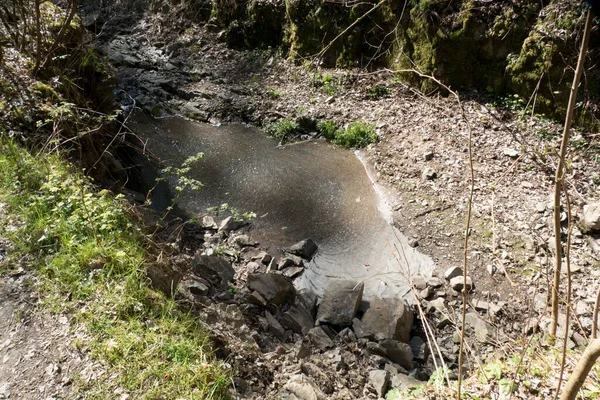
{"left": 206, "top": 203, "right": 256, "bottom": 222}
{"left": 316, "top": 120, "right": 339, "bottom": 140}
{"left": 266, "top": 88, "right": 284, "bottom": 99}
{"left": 264, "top": 118, "right": 300, "bottom": 139}
{"left": 333, "top": 121, "right": 378, "bottom": 148}
{"left": 367, "top": 84, "right": 392, "bottom": 99}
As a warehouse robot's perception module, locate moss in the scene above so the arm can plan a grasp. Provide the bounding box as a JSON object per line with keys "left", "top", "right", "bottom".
{"left": 31, "top": 82, "right": 61, "bottom": 101}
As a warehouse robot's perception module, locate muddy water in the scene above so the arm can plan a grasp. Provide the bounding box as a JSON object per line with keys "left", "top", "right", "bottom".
{"left": 131, "top": 114, "right": 435, "bottom": 300}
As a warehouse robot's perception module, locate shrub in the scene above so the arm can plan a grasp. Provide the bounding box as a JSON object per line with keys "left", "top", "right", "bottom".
{"left": 316, "top": 120, "right": 339, "bottom": 140}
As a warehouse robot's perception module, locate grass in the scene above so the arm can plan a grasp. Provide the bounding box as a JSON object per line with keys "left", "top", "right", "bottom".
{"left": 0, "top": 139, "right": 230, "bottom": 399}
{"left": 333, "top": 121, "right": 378, "bottom": 148}
{"left": 264, "top": 118, "right": 299, "bottom": 139}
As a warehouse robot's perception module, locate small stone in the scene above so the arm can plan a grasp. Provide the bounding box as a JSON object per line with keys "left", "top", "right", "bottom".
{"left": 408, "top": 238, "right": 419, "bottom": 248}
{"left": 582, "top": 203, "right": 600, "bottom": 231}
{"left": 218, "top": 216, "right": 246, "bottom": 232}
{"left": 412, "top": 275, "right": 427, "bottom": 290}
{"left": 201, "top": 215, "right": 217, "bottom": 229}
{"left": 287, "top": 239, "right": 318, "bottom": 259}
{"left": 422, "top": 167, "right": 437, "bottom": 180}
{"left": 426, "top": 277, "right": 442, "bottom": 288}
{"left": 325, "top": 96, "right": 335, "bottom": 104}
{"left": 265, "top": 311, "right": 287, "bottom": 340}
{"left": 283, "top": 266, "right": 305, "bottom": 278}
{"left": 423, "top": 151, "right": 434, "bottom": 161}
{"left": 247, "top": 291, "right": 267, "bottom": 307}
{"left": 277, "top": 255, "right": 304, "bottom": 270}
{"left": 444, "top": 267, "right": 463, "bottom": 281}
{"left": 486, "top": 264, "right": 496, "bottom": 276}
{"left": 503, "top": 148, "right": 519, "bottom": 158}
{"left": 418, "top": 287, "right": 434, "bottom": 299}
{"left": 368, "top": 370, "right": 390, "bottom": 397}
{"left": 233, "top": 234, "right": 254, "bottom": 247}
{"left": 450, "top": 276, "right": 473, "bottom": 292}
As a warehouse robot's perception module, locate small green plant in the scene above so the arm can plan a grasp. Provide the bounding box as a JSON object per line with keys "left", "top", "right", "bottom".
{"left": 316, "top": 120, "right": 339, "bottom": 140}
{"left": 206, "top": 203, "right": 256, "bottom": 222}
{"left": 334, "top": 121, "right": 378, "bottom": 148}
{"left": 158, "top": 152, "right": 204, "bottom": 213}
{"left": 367, "top": 84, "right": 392, "bottom": 99}
{"left": 266, "top": 88, "right": 284, "bottom": 99}
{"left": 264, "top": 118, "right": 300, "bottom": 139}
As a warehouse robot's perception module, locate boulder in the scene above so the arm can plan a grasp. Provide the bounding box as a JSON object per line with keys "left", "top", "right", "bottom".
{"left": 369, "top": 370, "right": 390, "bottom": 398}
{"left": 352, "top": 317, "right": 375, "bottom": 340}
{"left": 281, "top": 304, "right": 315, "bottom": 334}
{"left": 247, "top": 273, "right": 296, "bottom": 306}
{"left": 192, "top": 255, "right": 235, "bottom": 288}
{"left": 379, "top": 339, "right": 414, "bottom": 370}
{"left": 316, "top": 280, "right": 363, "bottom": 327}
{"left": 582, "top": 203, "right": 600, "bottom": 231}
{"left": 287, "top": 239, "right": 318, "bottom": 259}
{"left": 360, "top": 298, "right": 414, "bottom": 343}
{"left": 307, "top": 327, "right": 333, "bottom": 350}
{"left": 283, "top": 266, "right": 304, "bottom": 278}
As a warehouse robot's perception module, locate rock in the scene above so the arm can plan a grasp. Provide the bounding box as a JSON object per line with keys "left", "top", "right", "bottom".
{"left": 283, "top": 374, "right": 327, "bottom": 400}
{"left": 247, "top": 273, "right": 296, "bottom": 306}
{"left": 252, "top": 251, "right": 272, "bottom": 265}
{"left": 368, "top": 370, "right": 390, "bottom": 397}
{"left": 379, "top": 339, "right": 414, "bottom": 370}
{"left": 297, "top": 289, "right": 319, "bottom": 317}
{"left": 316, "top": 280, "right": 363, "bottom": 327}
{"left": 422, "top": 167, "right": 437, "bottom": 180}
{"left": 201, "top": 215, "right": 217, "bottom": 229}
{"left": 281, "top": 304, "right": 315, "bottom": 334}
{"left": 218, "top": 216, "right": 247, "bottom": 232}
{"left": 503, "top": 148, "right": 519, "bottom": 158}
{"left": 419, "top": 287, "right": 434, "bottom": 299}
{"left": 307, "top": 327, "right": 334, "bottom": 350}
{"left": 582, "top": 203, "right": 600, "bottom": 231}
{"left": 408, "top": 238, "right": 419, "bottom": 248}
{"left": 465, "top": 312, "right": 493, "bottom": 343}
{"left": 277, "top": 255, "right": 305, "bottom": 269}
{"left": 339, "top": 327, "right": 357, "bottom": 343}
{"left": 283, "top": 266, "right": 305, "bottom": 278}
{"left": 443, "top": 266, "right": 463, "bottom": 281}
{"left": 287, "top": 239, "right": 318, "bottom": 259}
{"left": 423, "top": 150, "right": 434, "bottom": 161}
{"left": 360, "top": 298, "right": 414, "bottom": 343}
{"left": 449, "top": 276, "right": 473, "bottom": 292}
{"left": 146, "top": 263, "right": 182, "bottom": 296}
{"left": 301, "top": 362, "right": 333, "bottom": 394}
{"left": 412, "top": 275, "right": 427, "bottom": 290}
{"left": 409, "top": 336, "right": 427, "bottom": 361}
{"left": 265, "top": 311, "right": 287, "bottom": 340}
{"left": 296, "top": 340, "right": 311, "bottom": 359}
{"left": 192, "top": 255, "right": 235, "bottom": 288}
{"left": 426, "top": 277, "right": 443, "bottom": 288}
{"left": 178, "top": 277, "right": 209, "bottom": 299}
{"left": 233, "top": 234, "right": 254, "bottom": 247}
{"left": 247, "top": 290, "right": 267, "bottom": 307}
{"left": 352, "top": 317, "right": 375, "bottom": 340}
{"left": 391, "top": 373, "right": 422, "bottom": 390}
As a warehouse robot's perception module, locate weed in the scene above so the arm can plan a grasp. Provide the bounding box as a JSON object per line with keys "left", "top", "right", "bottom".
{"left": 206, "top": 203, "right": 256, "bottom": 222}
{"left": 264, "top": 118, "right": 299, "bottom": 139}
{"left": 266, "top": 88, "right": 284, "bottom": 99}
{"left": 316, "top": 120, "right": 339, "bottom": 140}
{"left": 367, "top": 84, "right": 392, "bottom": 99}
{"left": 334, "top": 121, "right": 378, "bottom": 148}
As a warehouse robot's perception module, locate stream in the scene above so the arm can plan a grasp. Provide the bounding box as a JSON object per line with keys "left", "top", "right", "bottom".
{"left": 130, "top": 113, "right": 435, "bottom": 300}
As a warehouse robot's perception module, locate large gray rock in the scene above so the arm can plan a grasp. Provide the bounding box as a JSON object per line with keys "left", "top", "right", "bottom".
{"left": 247, "top": 273, "right": 296, "bottom": 306}
{"left": 283, "top": 374, "right": 327, "bottom": 400}
{"left": 287, "top": 239, "right": 318, "bottom": 259}
{"left": 361, "top": 298, "right": 414, "bottom": 343}
{"left": 218, "top": 216, "right": 247, "bottom": 232}
{"left": 368, "top": 370, "right": 390, "bottom": 398}
{"left": 583, "top": 203, "right": 600, "bottom": 231}
{"left": 192, "top": 255, "right": 235, "bottom": 288}
{"left": 316, "top": 280, "right": 363, "bottom": 327}
{"left": 281, "top": 304, "right": 315, "bottom": 334}
{"left": 307, "top": 327, "right": 334, "bottom": 350}
{"left": 379, "top": 339, "right": 414, "bottom": 370}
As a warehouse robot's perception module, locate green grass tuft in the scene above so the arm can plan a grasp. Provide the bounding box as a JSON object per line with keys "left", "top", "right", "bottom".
{"left": 334, "top": 121, "right": 378, "bottom": 148}
{"left": 264, "top": 118, "right": 300, "bottom": 139}
{"left": 0, "top": 139, "right": 231, "bottom": 399}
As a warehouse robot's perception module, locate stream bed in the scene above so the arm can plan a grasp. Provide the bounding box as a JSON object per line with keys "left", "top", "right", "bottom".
{"left": 131, "top": 113, "right": 435, "bottom": 300}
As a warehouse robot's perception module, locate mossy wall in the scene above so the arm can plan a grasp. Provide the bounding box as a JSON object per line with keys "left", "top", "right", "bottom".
{"left": 206, "top": 0, "right": 599, "bottom": 120}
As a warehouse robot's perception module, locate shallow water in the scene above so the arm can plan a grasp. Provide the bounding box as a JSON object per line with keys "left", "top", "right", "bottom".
{"left": 130, "top": 113, "right": 435, "bottom": 300}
